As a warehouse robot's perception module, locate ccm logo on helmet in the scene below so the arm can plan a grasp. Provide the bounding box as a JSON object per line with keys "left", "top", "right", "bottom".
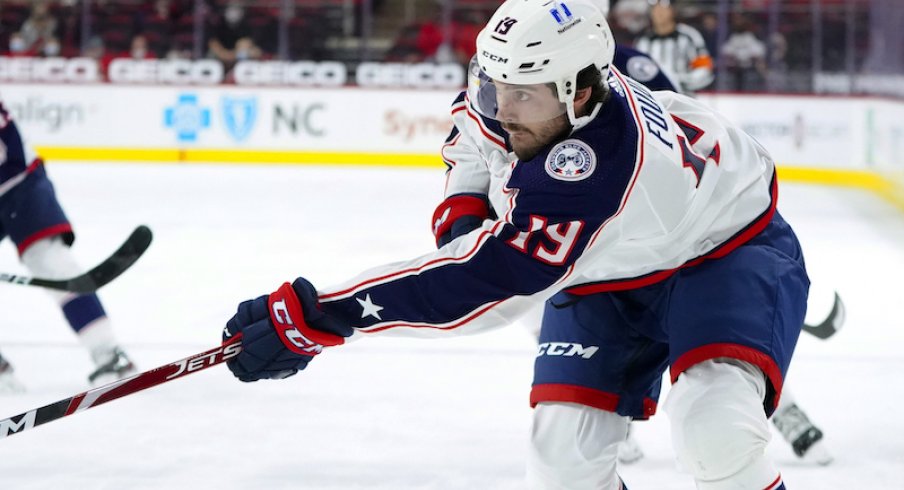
{"left": 271, "top": 299, "right": 323, "bottom": 354}
{"left": 482, "top": 50, "right": 509, "bottom": 64}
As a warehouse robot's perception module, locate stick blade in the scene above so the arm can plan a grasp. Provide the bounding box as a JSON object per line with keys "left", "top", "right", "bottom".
{"left": 801, "top": 292, "right": 845, "bottom": 340}
{"left": 64, "top": 225, "right": 153, "bottom": 293}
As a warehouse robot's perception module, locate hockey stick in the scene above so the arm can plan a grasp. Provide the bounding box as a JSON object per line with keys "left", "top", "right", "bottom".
{"left": 0, "top": 225, "right": 153, "bottom": 293}
{"left": 801, "top": 291, "right": 845, "bottom": 340}
{"left": 0, "top": 335, "right": 242, "bottom": 440}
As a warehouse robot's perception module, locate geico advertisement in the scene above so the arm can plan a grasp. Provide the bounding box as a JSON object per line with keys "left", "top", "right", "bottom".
{"left": 0, "top": 84, "right": 457, "bottom": 152}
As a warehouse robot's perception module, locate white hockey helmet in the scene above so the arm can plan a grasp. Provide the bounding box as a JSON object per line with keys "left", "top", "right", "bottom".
{"left": 468, "top": 0, "right": 615, "bottom": 126}
{"left": 590, "top": 0, "right": 610, "bottom": 16}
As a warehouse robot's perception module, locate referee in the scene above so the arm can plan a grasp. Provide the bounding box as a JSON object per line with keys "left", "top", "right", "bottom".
{"left": 635, "top": 0, "right": 714, "bottom": 94}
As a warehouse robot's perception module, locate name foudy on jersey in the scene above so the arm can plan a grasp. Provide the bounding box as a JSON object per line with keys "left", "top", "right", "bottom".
{"left": 223, "top": 278, "right": 353, "bottom": 382}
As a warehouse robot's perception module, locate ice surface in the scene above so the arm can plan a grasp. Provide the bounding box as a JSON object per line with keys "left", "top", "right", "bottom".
{"left": 0, "top": 163, "right": 901, "bottom": 489}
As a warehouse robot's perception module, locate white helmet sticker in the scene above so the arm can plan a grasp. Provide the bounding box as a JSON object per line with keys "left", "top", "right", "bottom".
{"left": 545, "top": 139, "right": 597, "bottom": 181}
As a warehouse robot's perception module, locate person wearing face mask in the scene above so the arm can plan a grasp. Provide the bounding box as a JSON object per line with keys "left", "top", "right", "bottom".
{"left": 233, "top": 37, "right": 261, "bottom": 61}
{"left": 19, "top": 2, "right": 58, "bottom": 51}
{"left": 207, "top": 1, "right": 253, "bottom": 66}
{"left": 5, "top": 33, "right": 33, "bottom": 57}
{"left": 40, "top": 36, "right": 61, "bottom": 58}
{"left": 128, "top": 34, "right": 156, "bottom": 60}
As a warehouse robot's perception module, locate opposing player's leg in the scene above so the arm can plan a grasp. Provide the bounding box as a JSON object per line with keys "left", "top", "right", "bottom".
{"left": 666, "top": 211, "right": 808, "bottom": 489}
{"left": 772, "top": 278, "right": 841, "bottom": 463}
{"left": 771, "top": 389, "right": 833, "bottom": 465}
{"left": 4, "top": 165, "right": 136, "bottom": 385}
{"left": 529, "top": 290, "right": 669, "bottom": 489}
{"left": 21, "top": 237, "right": 137, "bottom": 384}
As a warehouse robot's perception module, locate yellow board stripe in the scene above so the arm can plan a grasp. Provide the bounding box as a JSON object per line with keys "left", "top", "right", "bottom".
{"left": 35, "top": 147, "right": 444, "bottom": 168}
{"left": 34, "top": 146, "right": 904, "bottom": 213}
{"left": 777, "top": 166, "right": 904, "bottom": 213}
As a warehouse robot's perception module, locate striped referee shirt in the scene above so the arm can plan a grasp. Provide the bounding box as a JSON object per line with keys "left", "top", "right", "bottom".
{"left": 635, "top": 23, "right": 714, "bottom": 93}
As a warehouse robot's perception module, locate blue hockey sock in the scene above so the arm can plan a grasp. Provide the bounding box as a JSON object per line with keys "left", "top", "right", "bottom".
{"left": 62, "top": 293, "right": 107, "bottom": 333}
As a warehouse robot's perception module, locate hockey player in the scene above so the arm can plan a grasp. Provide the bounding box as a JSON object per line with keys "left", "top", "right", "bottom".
{"left": 0, "top": 98, "right": 137, "bottom": 391}
{"left": 223, "top": 1, "right": 806, "bottom": 488}
{"left": 435, "top": 0, "right": 836, "bottom": 467}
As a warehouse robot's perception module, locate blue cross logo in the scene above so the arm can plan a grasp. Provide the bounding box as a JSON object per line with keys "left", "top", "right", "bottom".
{"left": 164, "top": 94, "right": 211, "bottom": 142}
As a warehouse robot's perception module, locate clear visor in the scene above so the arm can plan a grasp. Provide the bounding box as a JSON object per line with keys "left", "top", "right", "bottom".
{"left": 467, "top": 56, "right": 567, "bottom": 125}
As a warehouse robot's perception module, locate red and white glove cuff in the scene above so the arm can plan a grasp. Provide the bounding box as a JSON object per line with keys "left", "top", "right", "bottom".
{"left": 268, "top": 282, "right": 345, "bottom": 356}
{"left": 431, "top": 194, "right": 489, "bottom": 245}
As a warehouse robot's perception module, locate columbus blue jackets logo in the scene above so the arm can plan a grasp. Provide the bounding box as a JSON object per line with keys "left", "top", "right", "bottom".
{"left": 545, "top": 139, "right": 596, "bottom": 181}
{"left": 221, "top": 96, "right": 257, "bottom": 142}
{"left": 626, "top": 55, "right": 659, "bottom": 82}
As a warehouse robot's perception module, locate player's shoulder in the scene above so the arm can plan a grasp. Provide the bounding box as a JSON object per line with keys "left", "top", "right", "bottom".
{"left": 451, "top": 90, "right": 466, "bottom": 107}
{"left": 614, "top": 45, "right": 657, "bottom": 76}
{"left": 614, "top": 45, "right": 677, "bottom": 91}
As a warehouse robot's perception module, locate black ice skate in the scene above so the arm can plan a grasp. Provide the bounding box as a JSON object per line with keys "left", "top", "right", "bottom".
{"left": 88, "top": 347, "right": 138, "bottom": 385}
{"left": 771, "top": 402, "right": 833, "bottom": 465}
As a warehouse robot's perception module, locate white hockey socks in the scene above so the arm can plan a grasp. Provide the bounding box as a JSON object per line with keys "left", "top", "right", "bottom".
{"left": 527, "top": 402, "right": 628, "bottom": 490}
{"left": 21, "top": 237, "right": 122, "bottom": 365}
{"left": 665, "top": 359, "right": 782, "bottom": 490}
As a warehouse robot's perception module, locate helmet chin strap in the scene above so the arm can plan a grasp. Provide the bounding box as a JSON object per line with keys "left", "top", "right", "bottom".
{"left": 568, "top": 101, "right": 603, "bottom": 133}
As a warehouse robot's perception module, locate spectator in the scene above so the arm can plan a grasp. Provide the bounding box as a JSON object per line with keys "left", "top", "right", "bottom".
{"left": 126, "top": 34, "right": 156, "bottom": 60}
{"left": 451, "top": 10, "right": 483, "bottom": 67}
{"left": 165, "top": 45, "right": 193, "bottom": 60}
{"left": 699, "top": 11, "right": 719, "bottom": 61}
{"left": 721, "top": 15, "right": 767, "bottom": 91}
{"left": 19, "top": 1, "right": 58, "bottom": 50}
{"left": 224, "top": 35, "right": 262, "bottom": 82}
{"left": 635, "top": 0, "right": 714, "bottom": 94}
{"left": 610, "top": 0, "right": 649, "bottom": 44}
{"left": 208, "top": 1, "right": 252, "bottom": 66}
{"left": 5, "top": 32, "right": 34, "bottom": 57}
{"left": 38, "top": 35, "right": 61, "bottom": 57}
{"left": 137, "top": 0, "right": 178, "bottom": 56}
{"left": 414, "top": 20, "right": 444, "bottom": 61}
{"left": 765, "top": 30, "right": 789, "bottom": 90}
{"left": 233, "top": 36, "right": 261, "bottom": 62}
{"left": 82, "top": 35, "right": 115, "bottom": 78}
{"left": 394, "top": 1, "right": 458, "bottom": 64}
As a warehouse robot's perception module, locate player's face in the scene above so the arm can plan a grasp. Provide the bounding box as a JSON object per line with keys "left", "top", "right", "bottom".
{"left": 495, "top": 83, "right": 570, "bottom": 161}
{"left": 502, "top": 114, "right": 570, "bottom": 161}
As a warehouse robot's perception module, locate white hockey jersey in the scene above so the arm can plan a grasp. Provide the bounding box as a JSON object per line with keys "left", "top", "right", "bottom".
{"left": 317, "top": 68, "right": 777, "bottom": 339}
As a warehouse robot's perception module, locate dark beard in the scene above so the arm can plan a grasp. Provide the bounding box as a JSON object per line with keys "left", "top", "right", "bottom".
{"left": 510, "top": 123, "right": 573, "bottom": 161}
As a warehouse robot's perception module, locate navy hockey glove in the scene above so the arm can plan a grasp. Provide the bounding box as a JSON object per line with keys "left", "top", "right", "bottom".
{"left": 431, "top": 193, "right": 490, "bottom": 248}
{"left": 223, "top": 278, "right": 354, "bottom": 382}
